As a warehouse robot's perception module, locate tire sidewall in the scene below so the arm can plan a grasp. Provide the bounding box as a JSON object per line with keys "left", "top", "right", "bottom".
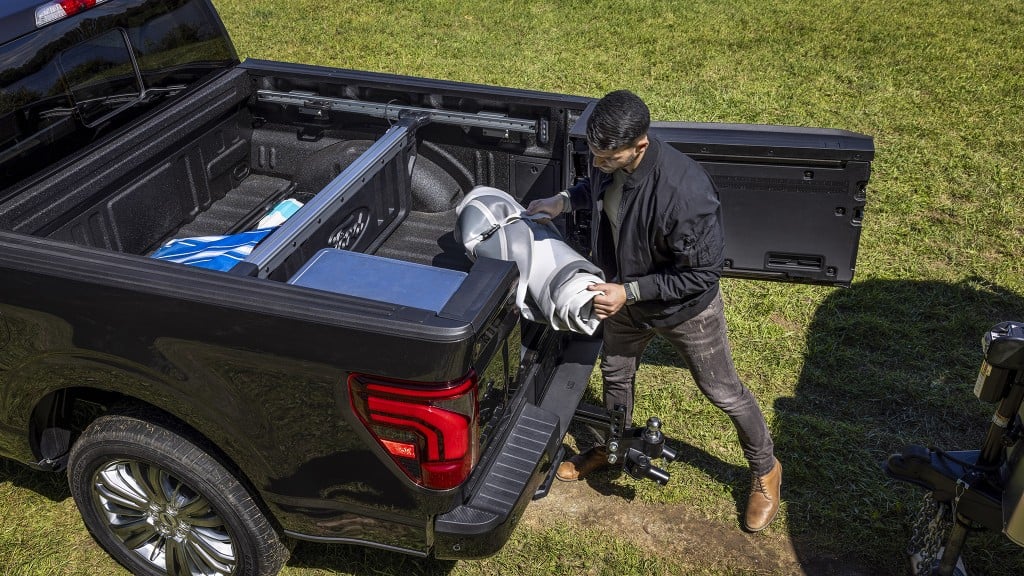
{"left": 68, "top": 414, "right": 270, "bottom": 576}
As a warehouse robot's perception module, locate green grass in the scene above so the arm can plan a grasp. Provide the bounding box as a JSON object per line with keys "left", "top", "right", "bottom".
{"left": 3, "top": 0, "right": 1024, "bottom": 574}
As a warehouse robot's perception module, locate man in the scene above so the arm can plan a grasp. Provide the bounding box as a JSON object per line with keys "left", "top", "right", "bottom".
{"left": 526, "top": 90, "right": 782, "bottom": 532}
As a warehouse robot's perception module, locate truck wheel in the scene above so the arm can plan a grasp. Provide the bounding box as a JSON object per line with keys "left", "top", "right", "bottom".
{"left": 67, "top": 412, "right": 288, "bottom": 576}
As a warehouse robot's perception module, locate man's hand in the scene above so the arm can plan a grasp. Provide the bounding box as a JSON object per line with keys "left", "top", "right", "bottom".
{"left": 525, "top": 195, "right": 565, "bottom": 220}
{"left": 589, "top": 283, "right": 627, "bottom": 320}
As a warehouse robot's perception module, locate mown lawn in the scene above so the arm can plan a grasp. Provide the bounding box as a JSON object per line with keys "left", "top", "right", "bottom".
{"left": 2, "top": 0, "right": 1023, "bottom": 574}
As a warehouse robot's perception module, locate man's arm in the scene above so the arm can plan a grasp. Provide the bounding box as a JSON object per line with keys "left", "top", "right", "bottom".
{"left": 524, "top": 194, "right": 567, "bottom": 219}
{"left": 525, "top": 179, "right": 592, "bottom": 218}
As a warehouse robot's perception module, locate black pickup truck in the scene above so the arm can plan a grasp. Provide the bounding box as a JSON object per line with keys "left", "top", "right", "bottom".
{"left": 0, "top": 1, "right": 873, "bottom": 575}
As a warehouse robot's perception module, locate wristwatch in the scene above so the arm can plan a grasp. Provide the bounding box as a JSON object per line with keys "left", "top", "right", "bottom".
{"left": 558, "top": 189, "right": 572, "bottom": 214}
{"left": 624, "top": 282, "right": 639, "bottom": 305}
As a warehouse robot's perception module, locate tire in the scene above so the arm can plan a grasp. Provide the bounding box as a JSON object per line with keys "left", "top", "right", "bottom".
{"left": 67, "top": 411, "right": 289, "bottom": 576}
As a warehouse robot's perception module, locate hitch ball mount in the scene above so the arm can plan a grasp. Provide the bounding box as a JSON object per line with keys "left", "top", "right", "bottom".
{"left": 573, "top": 403, "right": 678, "bottom": 486}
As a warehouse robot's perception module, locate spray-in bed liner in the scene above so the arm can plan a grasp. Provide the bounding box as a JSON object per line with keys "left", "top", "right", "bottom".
{"left": 374, "top": 208, "right": 472, "bottom": 272}
{"left": 169, "top": 175, "right": 295, "bottom": 241}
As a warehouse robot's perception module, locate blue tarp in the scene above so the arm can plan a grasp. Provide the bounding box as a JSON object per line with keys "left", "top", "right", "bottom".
{"left": 150, "top": 228, "right": 274, "bottom": 271}
{"left": 150, "top": 199, "right": 303, "bottom": 271}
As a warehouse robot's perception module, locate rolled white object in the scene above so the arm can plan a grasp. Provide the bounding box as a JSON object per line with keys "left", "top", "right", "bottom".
{"left": 455, "top": 186, "right": 604, "bottom": 335}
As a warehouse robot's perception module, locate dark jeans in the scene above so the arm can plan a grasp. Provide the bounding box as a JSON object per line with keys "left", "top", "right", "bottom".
{"left": 600, "top": 291, "right": 776, "bottom": 476}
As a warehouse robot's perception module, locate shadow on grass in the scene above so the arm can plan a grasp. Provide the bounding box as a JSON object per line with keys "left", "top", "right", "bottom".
{"left": 0, "top": 459, "right": 456, "bottom": 576}
{"left": 0, "top": 457, "right": 69, "bottom": 502}
{"left": 779, "top": 277, "right": 1024, "bottom": 575}
{"left": 559, "top": 276, "right": 1024, "bottom": 575}
{"left": 562, "top": 394, "right": 747, "bottom": 505}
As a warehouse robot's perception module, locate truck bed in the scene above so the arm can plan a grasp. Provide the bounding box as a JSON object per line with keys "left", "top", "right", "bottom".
{"left": 0, "top": 65, "right": 561, "bottom": 280}
{"left": 375, "top": 208, "right": 470, "bottom": 270}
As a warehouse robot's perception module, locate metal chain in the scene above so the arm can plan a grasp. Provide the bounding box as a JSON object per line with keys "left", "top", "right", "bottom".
{"left": 907, "top": 493, "right": 952, "bottom": 575}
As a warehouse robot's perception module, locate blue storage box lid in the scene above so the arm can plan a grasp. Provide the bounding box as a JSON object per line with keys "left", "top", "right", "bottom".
{"left": 287, "top": 248, "right": 467, "bottom": 312}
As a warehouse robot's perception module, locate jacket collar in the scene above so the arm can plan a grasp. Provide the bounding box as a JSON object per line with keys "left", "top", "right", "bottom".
{"left": 592, "top": 135, "right": 661, "bottom": 194}
{"left": 623, "top": 135, "right": 660, "bottom": 186}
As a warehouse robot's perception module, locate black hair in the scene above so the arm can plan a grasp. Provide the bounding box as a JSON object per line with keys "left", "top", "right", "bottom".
{"left": 586, "top": 90, "right": 651, "bottom": 151}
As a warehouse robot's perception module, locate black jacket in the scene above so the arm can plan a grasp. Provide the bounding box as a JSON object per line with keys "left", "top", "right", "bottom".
{"left": 567, "top": 136, "right": 724, "bottom": 328}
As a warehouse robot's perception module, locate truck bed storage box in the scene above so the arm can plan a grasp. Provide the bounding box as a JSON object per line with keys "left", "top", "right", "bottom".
{"left": 287, "top": 248, "right": 467, "bottom": 311}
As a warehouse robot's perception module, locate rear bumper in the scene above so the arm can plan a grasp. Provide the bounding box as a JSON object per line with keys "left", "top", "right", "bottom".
{"left": 432, "top": 335, "right": 600, "bottom": 559}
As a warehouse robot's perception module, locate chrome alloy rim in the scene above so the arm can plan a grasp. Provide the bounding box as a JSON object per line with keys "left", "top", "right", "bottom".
{"left": 91, "top": 459, "right": 237, "bottom": 576}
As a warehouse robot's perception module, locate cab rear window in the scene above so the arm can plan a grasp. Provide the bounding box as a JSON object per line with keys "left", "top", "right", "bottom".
{"left": 0, "top": 0, "right": 236, "bottom": 197}
{"left": 59, "top": 28, "right": 143, "bottom": 127}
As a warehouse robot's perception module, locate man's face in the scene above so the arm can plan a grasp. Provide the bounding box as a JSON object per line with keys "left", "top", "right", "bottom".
{"left": 588, "top": 136, "right": 648, "bottom": 174}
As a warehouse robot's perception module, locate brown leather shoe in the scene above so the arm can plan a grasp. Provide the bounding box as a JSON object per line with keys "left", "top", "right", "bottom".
{"left": 555, "top": 446, "right": 609, "bottom": 481}
{"left": 744, "top": 458, "right": 782, "bottom": 532}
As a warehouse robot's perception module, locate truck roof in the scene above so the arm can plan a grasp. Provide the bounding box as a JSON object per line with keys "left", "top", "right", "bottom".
{"left": 0, "top": 0, "right": 238, "bottom": 192}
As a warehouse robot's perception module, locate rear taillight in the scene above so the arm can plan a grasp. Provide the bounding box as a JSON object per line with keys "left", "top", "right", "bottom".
{"left": 35, "top": 0, "right": 110, "bottom": 28}
{"left": 348, "top": 372, "right": 479, "bottom": 490}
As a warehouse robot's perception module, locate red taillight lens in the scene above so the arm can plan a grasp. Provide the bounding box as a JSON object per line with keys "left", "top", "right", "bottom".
{"left": 35, "top": 0, "right": 110, "bottom": 28}
{"left": 348, "top": 372, "right": 479, "bottom": 490}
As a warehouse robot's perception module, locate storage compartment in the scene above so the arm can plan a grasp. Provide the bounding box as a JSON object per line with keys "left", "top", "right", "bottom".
{"left": 2, "top": 62, "right": 873, "bottom": 290}
{"left": 288, "top": 248, "right": 467, "bottom": 311}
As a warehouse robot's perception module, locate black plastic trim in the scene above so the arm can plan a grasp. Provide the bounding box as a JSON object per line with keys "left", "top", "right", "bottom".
{"left": 432, "top": 335, "right": 600, "bottom": 559}
{"left": 538, "top": 336, "right": 602, "bottom": 440}
{"left": 434, "top": 402, "right": 558, "bottom": 558}
{"left": 0, "top": 231, "right": 474, "bottom": 340}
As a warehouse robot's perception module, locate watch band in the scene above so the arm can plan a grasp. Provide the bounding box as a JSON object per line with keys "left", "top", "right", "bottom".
{"left": 558, "top": 189, "right": 572, "bottom": 214}
{"left": 624, "top": 282, "right": 639, "bottom": 304}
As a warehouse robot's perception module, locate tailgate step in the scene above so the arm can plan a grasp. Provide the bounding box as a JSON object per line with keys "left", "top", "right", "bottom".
{"left": 435, "top": 403, "right": 558, "bottom": 536}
